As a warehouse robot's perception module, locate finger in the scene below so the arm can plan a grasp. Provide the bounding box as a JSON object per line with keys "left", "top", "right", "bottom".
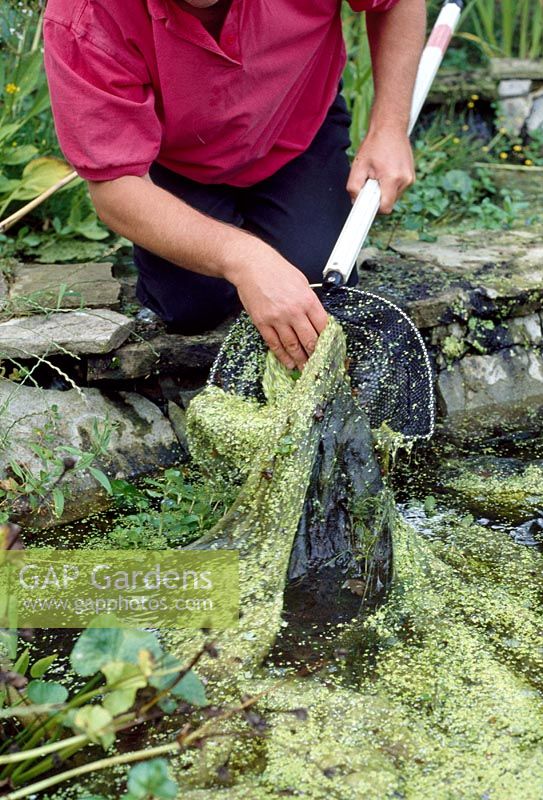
{"left": 274, "top": 323, "right": 308, "bottom": 371}
{"left": 292, "top": 315, "right": 320, "bottom": 359}
{"left": 378, "top": 177, "right": 401, "bottom": 215}
{"left": 307, "top": 295, "right": 329, "bottom": 335}
{"left": 396, "top": 170, "right": 416, "bottom": 197}
{"left": 260, "top": 325, "right": 296, "bottom": 370}
{"left": 346, "top": 162, "right": 370, "bottom": 203}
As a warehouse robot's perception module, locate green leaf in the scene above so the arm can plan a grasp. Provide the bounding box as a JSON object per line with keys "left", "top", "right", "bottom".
{"left": 148, "top": 653, "right": 182, "bottom": 693}
{"left": 2, "top": 145, "right": 38, "bottom": 166}
{"left": 70, "top": 628, "right": 162, "bottom": 677}
{"left": 12, "top": 50, "right": 43, "bottom": 100}
{"left": 171, "top": 670, "right": 207, "bottom": 707}
{"left": 158, "top": 697, "right": 177, "bottom": 715}
{"left": 26, "top": 680, "right": 68, "bottom": 706}
{"left": 0, "top": 175, "right": 19, "bottom": 193}
{"left": 88, "top": 467, "right": 112, "bottom": 494}
{"left": 72, "top": 705, "right": 115, "bottom": 748}
{"left": 30, "top": 654, "right": 58, "bottom": 679}
{"left": 126, "top": 758, "right": 178, "bottom": 800}
{"left": 101, "top": 661, "right": 147, "bottom": 716}
{"left": 441, "top": 169, "right": 473, "bottom": 201}
{"left": 35, "top": 238, "right": 106, "bottom": 264}
{"left": 0, "top": 122, "right": 21, "bottom": 146}
{"left": 52, "top": 487, "right": 65, "bottom": 518}
{"left": 14, "top": 157, "right": 74, "bottom": 201}
{"left": 12, "top": 648, "right": 30, "bottom": 676}
{"left": 72, "top": 214, "right": 110, "bottom": 241}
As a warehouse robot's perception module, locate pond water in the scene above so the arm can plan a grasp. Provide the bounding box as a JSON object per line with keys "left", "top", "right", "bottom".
{"left": 17, "top": 404, "right": 543, "bottom": 800}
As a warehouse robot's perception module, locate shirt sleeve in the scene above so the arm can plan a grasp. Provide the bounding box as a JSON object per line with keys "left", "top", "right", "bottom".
{"left": 347, "top": 0, "right": 400, "bottom": 11}
{"left": 43, "top": 19, "right": 162, "bottom": 181}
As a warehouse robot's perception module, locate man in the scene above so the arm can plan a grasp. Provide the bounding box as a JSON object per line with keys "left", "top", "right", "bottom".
{"left": 44, "top": 0, "right": 425, "bottom": 370}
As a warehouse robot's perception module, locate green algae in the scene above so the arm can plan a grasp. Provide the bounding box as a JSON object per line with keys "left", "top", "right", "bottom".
{"left": 441, "top": 457, "right": 543, "bottom": 522}
{"left": 164, "top": 318, "right": 543, "bottom": 799}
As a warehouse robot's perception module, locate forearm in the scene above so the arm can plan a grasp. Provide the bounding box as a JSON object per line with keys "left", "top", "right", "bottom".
{"left": 88, "top": 173, "right": 328, "bottom": 370}
{"left": 88, "top": 174, "right": 264, "bottom": 284}
{"left": 366, "top": 0, "right": 426, "bottom": 134}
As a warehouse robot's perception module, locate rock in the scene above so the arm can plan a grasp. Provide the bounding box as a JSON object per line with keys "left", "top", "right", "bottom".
{"left": 483, "top": 164, "right": 543, "bottom": 205}
{"left": 437, "top": 347, "right": 543, "bottom": 416}
{"left": 490, "top": 58, "right": 543, "bottom": 81}
{"left": 0, "top": 379, "right": 181, "bottom": 527}
{"left": 388, "top": 230, "right": 543, "bottom": 322}
{"left": 507, "top": 314, "right": 542, "bottom": 346}
{"left": 498, "top": 95, "right": 533, "bottom": 135}
{"left": 498, "top": 79, "right": 532, "bottom": 98}
{"left": 0, "top": 308, "right": 133, "bottom": 359}
{"left": 427, "top": 67, "right": 497, "bottom": 104}
{"left": 86, "top": 323, "right": 230, "bottom": 381}
{"left": 9, "top": 262, "right": 120, "bottom": 311}
{"left": 408, "top": 290, "right": 469, "bottom": 329}
{"left": 527, "top": 94, "right": 543, "bottom": 132}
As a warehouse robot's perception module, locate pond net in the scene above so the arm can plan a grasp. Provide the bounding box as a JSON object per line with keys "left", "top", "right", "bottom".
{"left": 209, "top": 287, "right": 435, "bottom": 442}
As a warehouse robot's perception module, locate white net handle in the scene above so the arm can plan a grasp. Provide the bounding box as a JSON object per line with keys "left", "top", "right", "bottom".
{"left": 322, "top": 0, "right": 463, "bottom": 285}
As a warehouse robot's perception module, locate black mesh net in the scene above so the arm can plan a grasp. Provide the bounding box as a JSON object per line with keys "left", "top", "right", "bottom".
{"left": 208, "top": 286, "right": 435, "bottom": 441}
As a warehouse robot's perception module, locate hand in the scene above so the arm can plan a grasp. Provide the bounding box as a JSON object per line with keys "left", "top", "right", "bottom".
{"left": 227, "top": 241, "right": 328, "bottom": 371}
{"left": 347, "top": 127, "right": 415, "bottom": 214}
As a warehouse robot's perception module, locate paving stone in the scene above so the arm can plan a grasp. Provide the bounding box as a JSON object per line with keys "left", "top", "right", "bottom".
{"left": 9, "top": 262, "right": 120, "bottom": 310}
{"left": 0, "top": 308, "right": 133, "bottom": 359}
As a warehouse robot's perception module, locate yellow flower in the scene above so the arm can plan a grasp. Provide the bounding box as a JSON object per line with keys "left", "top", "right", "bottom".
{"left": 525, "top": 159, "right": 533, "bottom": 166}
{"left": 453, "top": 137, "right": 460, "bottom": 144}
{"left": 481, "top": 146, "right": 489, "bottom": 152}
{"left": 5, "top": 83, "right": 20, "bottom": 95}
{"left": 471, "top": 94, "right": 479, "bottom": 101}
{"left": 467, "top": 101, "right": 475, "bottom": 108}
{"left": 462, "top": 124, "right": 469, "bottom": 131}
{"left": 499, "top": 152, "right": 508, "bottom": 159}
{"left": 513, "top": 144, "right": 522, "bottom": 152}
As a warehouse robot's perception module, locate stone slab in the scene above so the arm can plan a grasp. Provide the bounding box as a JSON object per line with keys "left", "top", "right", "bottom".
{"left": 0, "top": 308, "right": 133, "bottom": 359}
{"left": 87, "top": 323, "right": 230, "bottom": 381}
{"left": 498, "top": 79, "right": 532, "bottom": 98}
{"left": 9, "top": 261, "right": 120, "bottom": 311}
{"left": 374, "top": 230, "right": 543, "bottom": 326}
{"left": 490, "top": 58, "right": 543, "bottom": 81}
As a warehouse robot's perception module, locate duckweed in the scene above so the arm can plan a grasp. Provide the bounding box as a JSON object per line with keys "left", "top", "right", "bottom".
{"left": 166, "top": 317, "right": 543, "bottom": 799}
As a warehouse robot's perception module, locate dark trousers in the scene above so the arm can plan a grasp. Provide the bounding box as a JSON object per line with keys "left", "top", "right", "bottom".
{"left": 134, "top": 91, "right": 354, "bottom": 334}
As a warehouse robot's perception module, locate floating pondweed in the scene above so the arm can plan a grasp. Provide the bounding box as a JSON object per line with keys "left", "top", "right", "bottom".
{"left": 165, "top": 317, "right": 543, "bottom": 799}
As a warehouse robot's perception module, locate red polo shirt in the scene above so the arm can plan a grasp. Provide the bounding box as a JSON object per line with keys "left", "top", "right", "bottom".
{"left": 44, "top": 0, "right": 399, "bottom": 186}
